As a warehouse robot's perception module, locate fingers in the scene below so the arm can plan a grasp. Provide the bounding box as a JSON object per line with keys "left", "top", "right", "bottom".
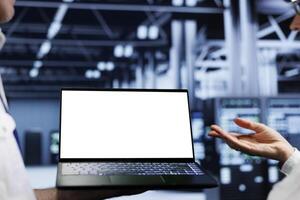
{"left": 208, "top": 130, "right": 223, "bottom": 139}
{"left": 210, "top": 125, "right": 236, "bottom": 141}
{"left": 209, "top": 125, "right": 240, "bottom": 148}
{"left": 234, "top": 118, "right": 266, "bottom": 132}
{"left": 209, "top": 125, "right": 254, "bottom": 154}
{"left": 209, "top": 130, "right": 243, "bottom": 141}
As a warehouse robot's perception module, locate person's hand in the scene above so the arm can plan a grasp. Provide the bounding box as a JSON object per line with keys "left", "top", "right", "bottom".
{"left": 35, "top": 188, "right": 146, "bottom": 200}
{"left": 208, "top": 118, "right": 294, "bottom": 164}
{"left": 56, "top": 188, "right": 146, "bottom": 200}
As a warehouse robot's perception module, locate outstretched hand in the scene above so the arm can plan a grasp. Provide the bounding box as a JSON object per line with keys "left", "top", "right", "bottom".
{"left": 209, "top": 118, "right": 294, "bottom": 163}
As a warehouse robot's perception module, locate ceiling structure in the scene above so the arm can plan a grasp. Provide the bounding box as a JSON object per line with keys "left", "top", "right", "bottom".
{"left": 0, "top": 0, "right": 224, "bottom": 97}
{"left": 0, "top": 0, "right": 299, "bottom": 97}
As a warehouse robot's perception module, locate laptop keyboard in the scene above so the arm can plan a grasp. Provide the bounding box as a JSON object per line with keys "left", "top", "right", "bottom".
{"left": 61, "top": 162, "right": 203, "bottom": 176}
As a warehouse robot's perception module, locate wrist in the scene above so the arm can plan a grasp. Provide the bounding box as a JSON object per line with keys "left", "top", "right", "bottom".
{"left": 34, "top": 188, "right": 58, "bottom": 200}
{"left": 280, "top": 148, "right": 300, "bottom": 175}
{"left": 278, "top": 144, "right": 295, "bottom": 164}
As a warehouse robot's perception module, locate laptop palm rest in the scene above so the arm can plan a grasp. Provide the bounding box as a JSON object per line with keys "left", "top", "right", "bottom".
{"left": 109, "top": 176, "right": 164, "bottom": 185}
{"left": 161, "top": 175, "right": 217, "bottom": 187}
{"left": 58, "top": 175, "right": 112, "bottom": 187}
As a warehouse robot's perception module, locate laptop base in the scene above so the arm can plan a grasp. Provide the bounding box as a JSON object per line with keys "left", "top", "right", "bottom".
{"left": 56, "top": 162, "right": 218, "bottom": 189}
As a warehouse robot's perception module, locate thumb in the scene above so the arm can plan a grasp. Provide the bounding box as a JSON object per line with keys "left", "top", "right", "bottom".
{"left": 234, "top": 118, "right": 266, "bottom": 132}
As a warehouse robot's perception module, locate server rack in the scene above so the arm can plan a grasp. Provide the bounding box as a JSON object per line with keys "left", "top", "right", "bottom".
{"left": 49, "top": 130, "right": 60, "bottom": 164}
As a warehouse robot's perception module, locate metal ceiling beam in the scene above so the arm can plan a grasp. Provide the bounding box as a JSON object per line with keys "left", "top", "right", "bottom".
{"left": 1, "top": 23, "right": 109, "bottom": 35}
{"left": 0, "top": 60, "right": 98, "bottom": 67}
{"left": 2, "top": 76, "right": 106, "bottom": 82}
{"left": 195, "top": 60, "right": 228, "bottom": 68}
{"left": 6, "top": 7, "right": 28, "bottom": 37}
{"left": 268, "top": 15, "right": 287, "bottom": 41}
{"left": 6, "top": 37, "right": 168, "bottom": 47}
{"left": 0, "top": 60, "right": 141, "bottom": 68}
{"left": 3, "top": 85, "right": 103, "bottom": 93}
{"left": 256, "top": 0, "right": 292, "bottom": 14}
{"left": 258, "top": 40, "right": 300, "bottom": 48}
{"left": 0, "top": 45, "right": 101, "bottom": 56}
{"left": 240, "top": 0, "right": 259, "bottom": 95}
{"left": 223, "top": 0, "right": 241, "bottom": 96}
{"left": 92, "top": 10, "right": 117, "bottom": 39}
{"left": 258, "top": 9, "right": 295, "bottom": 34}
{"left": 206, "top": 39, "right": 300, "bottom": 49}
{"left": 15, "top": 1, "right": 223, "bottom": 14}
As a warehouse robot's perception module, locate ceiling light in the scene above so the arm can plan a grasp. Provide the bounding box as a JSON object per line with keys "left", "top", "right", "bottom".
{"left": 37, "top": 41, "right": 52, "bottom": 59}
{"left": 93, "top": 70, "right": 101, "bottom": 79}
{"left": 172, "top": 0, "right": 184, "bottom": 6}
{"left": 29, "top": 68, "right": 39, "bottom": 78}
{"left": 33, "top": 60, "right": 43, "bottom": 68}
{"left": 285, "top": 68, "right": 299, "bottom": 77}
{"left": 114, "top": 45, "right": 124, "bottom": 57}
{"left": 148, "top": 25, "right": 159, "bottom": 40}
{"left": 124, "top": 45, "right": 133, "bottom": 57}
{"left": 54, "top": 4, "right": 68, "bottom": 22}
{"left": 97, "top": 62, "right": 106, "bottom": 71}
{"left": 106, "top": 62, "right": 115, "bottom": 71}
{"left": 137, "top": 25, "right": 148, "bottom": 39}
{"left": 85, "top": 70, "right": 93, "bottom": 79}
{"left": 186, "top": 0, "right": 198, "bottom": 7}
{"left": 47, "top": 21, "right": 61, "bottom": 39}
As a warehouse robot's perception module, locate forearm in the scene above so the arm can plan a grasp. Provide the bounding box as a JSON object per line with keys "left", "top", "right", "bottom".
{"left": 35, "top": 188, "right": 57, "bottom": 200}
{"left": 34, "top": 188, "right": 106, "bottom": 200}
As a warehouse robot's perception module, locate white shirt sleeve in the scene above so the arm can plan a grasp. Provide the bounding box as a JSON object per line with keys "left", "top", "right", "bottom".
{"left": 0, "top": 77, "right": 36, "bottom": 200}
{"left": 0, "top": 112, "right": 36, "bottom": 200}
{"left": 280, "top": 148, "right": 300, "bottom": 176}
{"left": 267, "top": 148, "right": 300, "bottom": 200}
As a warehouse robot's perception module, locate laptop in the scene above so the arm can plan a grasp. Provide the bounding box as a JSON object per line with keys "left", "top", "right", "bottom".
{"left": 56, "top": 89, "right": 218, "bottom": 189}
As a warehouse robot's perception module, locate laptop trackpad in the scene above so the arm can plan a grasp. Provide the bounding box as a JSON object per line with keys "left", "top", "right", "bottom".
{"left": 109, "top": 176, "right": 163, "bottom": 185}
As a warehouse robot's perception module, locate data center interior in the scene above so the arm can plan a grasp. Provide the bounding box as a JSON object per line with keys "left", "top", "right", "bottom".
{"left": 1, "top": 0, "right": 300, "bottom": 199}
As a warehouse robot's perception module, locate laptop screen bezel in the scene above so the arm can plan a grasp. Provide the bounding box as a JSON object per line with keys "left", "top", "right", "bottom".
{"left": 58, "top": 88, "right": 195, "bottom": 163}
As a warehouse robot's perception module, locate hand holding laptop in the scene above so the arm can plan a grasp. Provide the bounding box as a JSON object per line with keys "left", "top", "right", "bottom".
{"left": 55, "top": 188, "right": 147, "bottom": 200}
{"left": 35, "top": 188, "right": 146, "bottom": 200}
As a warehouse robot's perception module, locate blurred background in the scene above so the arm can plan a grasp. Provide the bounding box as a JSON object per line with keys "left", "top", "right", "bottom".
{"left": 1, "top": 0, "right": 300, "bottom": 199}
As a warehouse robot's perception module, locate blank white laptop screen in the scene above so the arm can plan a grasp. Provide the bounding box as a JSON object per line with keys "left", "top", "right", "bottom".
{"left": 60, "top": 90, "right": 194, "bottom": 159}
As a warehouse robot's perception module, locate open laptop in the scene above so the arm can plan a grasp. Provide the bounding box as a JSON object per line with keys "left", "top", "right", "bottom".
{"left": 56, "top": 89, "right": 217, "bottom": 188}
